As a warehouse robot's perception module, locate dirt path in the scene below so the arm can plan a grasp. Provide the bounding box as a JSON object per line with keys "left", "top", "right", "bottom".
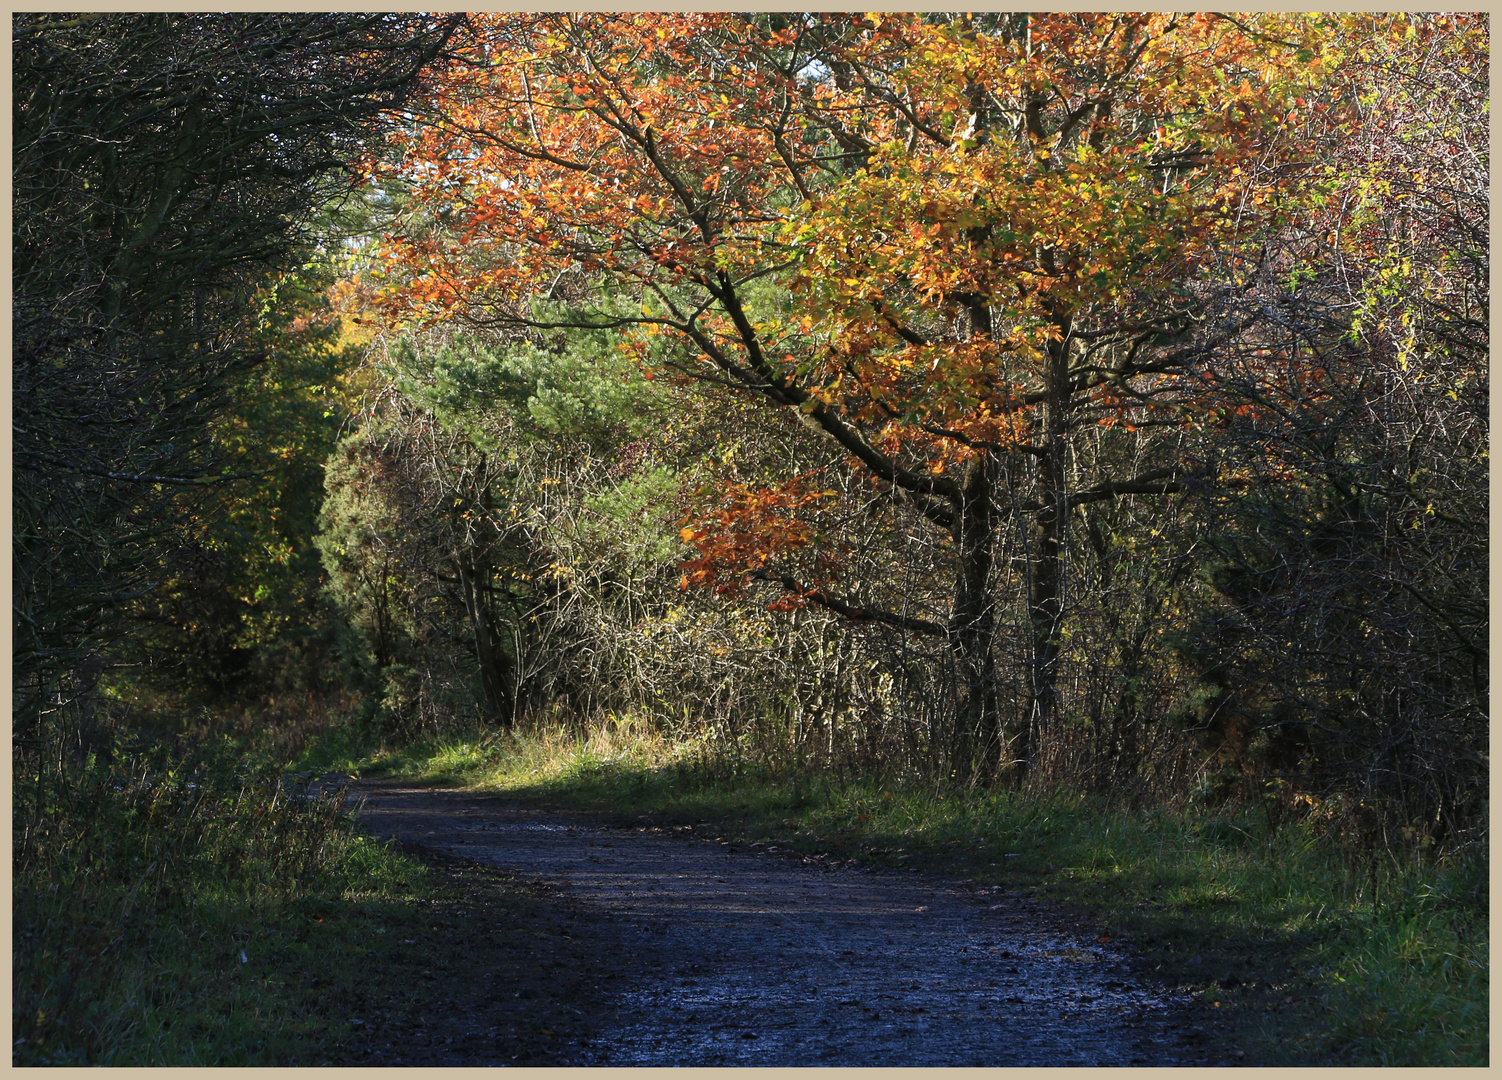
{"left": 347, "top": 779, "right": 1232, "bottom": 1066}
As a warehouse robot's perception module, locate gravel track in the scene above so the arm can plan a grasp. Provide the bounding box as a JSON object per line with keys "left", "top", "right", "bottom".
{"left": 349, "top": 779, "right": 1230, "bottom": 1066}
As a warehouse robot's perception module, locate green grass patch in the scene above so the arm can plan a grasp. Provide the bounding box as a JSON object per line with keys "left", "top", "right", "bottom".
{"left": 313, "top": 717, "right": 1487, "bottom": 1067}
{"left": 14, "top": 744, "right": 434, "bottom": 1065}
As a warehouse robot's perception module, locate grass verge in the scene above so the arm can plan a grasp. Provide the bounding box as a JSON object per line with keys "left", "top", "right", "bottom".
{"left": 302, "top": 715, "right": 1489, "bottom": 1068}
{"left": 13, "top": 735, "right": 610, "bottom": 1065}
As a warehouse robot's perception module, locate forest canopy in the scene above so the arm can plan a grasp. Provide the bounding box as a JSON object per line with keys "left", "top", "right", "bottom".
{"left": 16, "top": 10, "right": 1487, "bottom": 839}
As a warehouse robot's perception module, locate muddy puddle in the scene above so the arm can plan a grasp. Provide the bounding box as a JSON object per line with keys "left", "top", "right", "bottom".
{"left": 347, "top": 780, "right": 1228, "bottom": 1066}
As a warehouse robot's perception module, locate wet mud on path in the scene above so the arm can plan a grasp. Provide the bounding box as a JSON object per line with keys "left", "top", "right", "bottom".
{"left": 345, "top": 779, "right": 1234, "bottom": 1066}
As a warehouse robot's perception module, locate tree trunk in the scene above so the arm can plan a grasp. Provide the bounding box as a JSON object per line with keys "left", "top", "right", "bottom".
{"left": 1026, "top": 316, "right": 1073, "bottom": 777}
{"left": 1106, "top": 626, "right": 1148, "bottom": 791}
{"left": 947, "top": 455, "right": 1000, "bottom": 782}
{"left": 457, "top": 554, "right": 514, "bottom": 727}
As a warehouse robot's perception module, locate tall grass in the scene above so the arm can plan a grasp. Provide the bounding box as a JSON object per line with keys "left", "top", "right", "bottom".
{"left": 13, "top": 740, "right": 428, "bottom": 1066}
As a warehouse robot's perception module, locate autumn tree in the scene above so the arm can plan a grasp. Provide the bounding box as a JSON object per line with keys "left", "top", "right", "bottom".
{"left": 369, "top": 13, "right": 1350, "bottom": 779}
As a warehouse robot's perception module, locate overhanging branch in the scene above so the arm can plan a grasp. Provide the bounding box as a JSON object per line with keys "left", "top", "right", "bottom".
{"left": 748, "top": 569, "right": 948, "bottom": 638}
